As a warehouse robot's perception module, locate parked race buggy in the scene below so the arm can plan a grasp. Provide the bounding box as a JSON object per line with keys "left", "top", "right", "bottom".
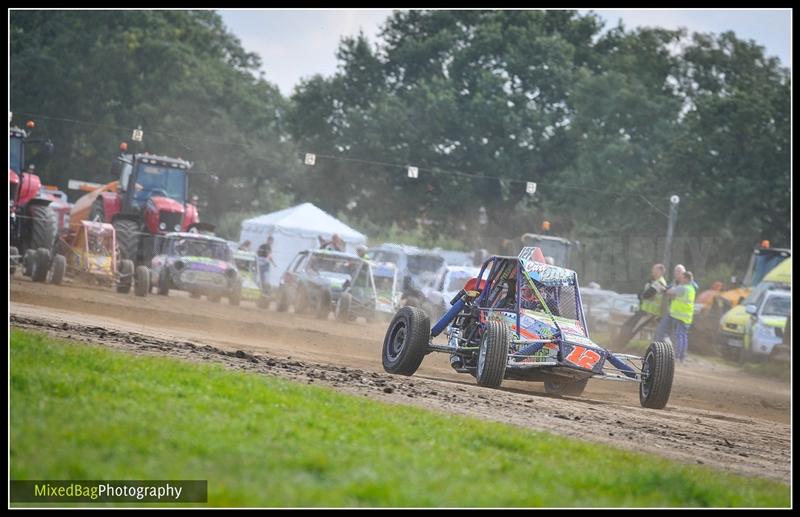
{"left": 382, "top": 247, "right": 675, "bottom": 409}
{"left": 276, "top": 249, "right": 377, "bottom": 321}
{"left": 150, "top": 232, "right": 241, "bottom": 304}
{"left": 234, "top": 249, "right": 272, "bottom": 308}
{"left": 55, "top": 220, "right": 149, "bottom": 295}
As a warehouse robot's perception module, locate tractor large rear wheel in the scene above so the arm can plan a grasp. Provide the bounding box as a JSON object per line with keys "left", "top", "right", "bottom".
{"left": 90, "top": 199, "right": 105, "bottom": 223}
{"left": 28, "top": 204, "right": 58, "bottom": 252}
{"left": 114, "top": 219, "right": 140, "bottom": 264}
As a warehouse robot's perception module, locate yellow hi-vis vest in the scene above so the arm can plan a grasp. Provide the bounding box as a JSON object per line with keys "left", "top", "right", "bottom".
{"left": 669, "top": 284, "right": 696, "bottom": 325}
{"left": 640, "top": 276, "right": 667, "bottom": 316}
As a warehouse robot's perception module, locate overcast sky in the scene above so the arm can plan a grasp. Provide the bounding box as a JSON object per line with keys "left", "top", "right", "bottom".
{"left": 218, "top": 9, "right": 792, "bottom": 96}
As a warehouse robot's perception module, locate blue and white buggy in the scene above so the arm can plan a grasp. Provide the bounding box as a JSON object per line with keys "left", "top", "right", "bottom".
{"left": 382, "top": 247, "right": 675, "bottom": 409}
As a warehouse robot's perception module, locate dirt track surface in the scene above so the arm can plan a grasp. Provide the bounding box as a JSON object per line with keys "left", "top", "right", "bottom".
{"left": 9, "top": 276, "right": 792, "bottom": 483}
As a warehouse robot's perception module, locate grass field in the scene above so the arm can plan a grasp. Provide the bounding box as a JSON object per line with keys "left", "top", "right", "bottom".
{"left": 10, "top": 329, "right": 790, "bottom": 508}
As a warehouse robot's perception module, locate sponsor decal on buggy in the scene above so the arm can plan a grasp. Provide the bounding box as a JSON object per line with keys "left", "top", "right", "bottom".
{"left": 521, "top": 263, "right": 573, "bottom": 286}
{"left": 517, "top": 342, "right": 559, "bottom": 364}
{"left": 564, "top": 344, "right": 605, "bottom": 371}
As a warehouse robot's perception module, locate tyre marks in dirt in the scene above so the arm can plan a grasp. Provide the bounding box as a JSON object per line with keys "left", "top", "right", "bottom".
{"left": 11, "top": 313, "right": 790, "bottom": 484}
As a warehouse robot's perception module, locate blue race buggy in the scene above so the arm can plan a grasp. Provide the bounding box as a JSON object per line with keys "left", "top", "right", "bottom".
{"left": 382, "top": 247, "right": 675, "bottom": 409}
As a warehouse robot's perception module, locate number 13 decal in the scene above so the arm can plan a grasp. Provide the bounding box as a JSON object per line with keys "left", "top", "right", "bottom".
{"left": 566, "top": 346, "right": 602, "bottom": 370}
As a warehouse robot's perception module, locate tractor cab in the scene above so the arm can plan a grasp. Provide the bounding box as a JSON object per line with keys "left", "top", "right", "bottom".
{"left": 113, "top": 152, "right": 191, "bottom": 222}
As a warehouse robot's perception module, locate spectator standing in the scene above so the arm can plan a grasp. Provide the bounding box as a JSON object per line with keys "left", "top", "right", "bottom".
{"left": 614, "top": 263, "right": 667, "bottom": 347}
{"left": 664, "top": 271, "right": 697, "bottom": 362}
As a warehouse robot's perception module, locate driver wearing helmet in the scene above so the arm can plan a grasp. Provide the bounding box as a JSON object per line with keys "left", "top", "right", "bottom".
{"left": 356, "top": 245, "right": 370, "bottom": 260}
{"left": 520, "top": 281, "right": 543, "bottom": 311}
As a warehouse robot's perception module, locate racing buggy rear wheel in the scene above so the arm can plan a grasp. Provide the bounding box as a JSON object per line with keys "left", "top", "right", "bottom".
{"left": 134, "top": 266, "right": 150, "bottom": 297}
{"left": 116, "top": 259, "right": 134, "bottom": 293}
{"left": 476, "top": 321, "right": 510, "bottom": 388}
{"left": 382, "top": 306, "right": 430, "bottom": 376}
{"left": 639, "top": 341, "right": 675, "bottom": 409}
{"left": 32, "top": 248, "right": 52, "bottom": 283}
{"left": 544, "top": 377, "right": 589, "bottom": 397}
{"left": 50, "top": 254, "right": 66, "bottom": 285}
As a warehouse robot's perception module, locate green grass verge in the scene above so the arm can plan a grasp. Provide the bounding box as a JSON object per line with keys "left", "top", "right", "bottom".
{"left": 10, "top": 329, "right": 789, "bottom": 508}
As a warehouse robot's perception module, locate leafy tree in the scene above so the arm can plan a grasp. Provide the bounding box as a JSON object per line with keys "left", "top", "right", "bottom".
{"left": 10, "top": 10, "right": 301, "bottom": 226}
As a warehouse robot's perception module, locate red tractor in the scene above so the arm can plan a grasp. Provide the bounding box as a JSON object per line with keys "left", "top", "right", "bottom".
{"left": 76, "top": 143, "right": 210, "bottom": 267}
{"left": 9, "top": 122, "right": 68, "bottom": 282}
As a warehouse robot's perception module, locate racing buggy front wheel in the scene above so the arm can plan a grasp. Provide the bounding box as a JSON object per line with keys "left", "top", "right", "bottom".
{"left": 32, "top": 248, "right": 52, "bottom": 283}
{"left": 134, "top": 266, "right": 150, "bottom": 297}
{"left": 476, "top": 321, "right": 510, "bottom": 388}
{"left": 50, "top": 254, "right": 66, "bottom": 285}
{"left": 382, "top": 306, "right": 430, "bottom": 376}
{"left": 544, "top": 377, "right": 589, "bottom": 397}
{"left": 639, "top": 341, "right": 675, "bottom": 409}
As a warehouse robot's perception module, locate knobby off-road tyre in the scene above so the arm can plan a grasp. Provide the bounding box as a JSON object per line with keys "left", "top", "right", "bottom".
{"left": 476, "top": 320, "right": 510, "bottom": 388}
{"left": 50, "top": 254, "right": 66, "bottom": 285}
{"left": 544, "top": 377, "right": 589, "bottom": 397}
{"left": 117, "top": 259, "right": 134, "bottom": 293}
{"left": 639, "top": 341, "right": 675, "bottom": 409}
{"left": 134, "top": 266, "right": 150, "bottom": 297}
{"left": 90, "top": 199, "right": 105, "bottom": 223}
{"left": 28, "top": 204, "right": 58, "bottom": 253}
{"left": 382, "top": 306, "right": 430, "bottom": 376}
{"left": 336, "top": 292, "right": 352, "bottom": 322}
{"left": 32, "top": 248, "right": 52, "bottom": 283}
{"left": 113, "top": 219, "right": 140, "bottom": 263}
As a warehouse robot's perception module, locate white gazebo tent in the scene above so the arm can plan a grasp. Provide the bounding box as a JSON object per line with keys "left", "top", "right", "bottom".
{"left": 238, "top": 202, "right": 367, "bottom": 287}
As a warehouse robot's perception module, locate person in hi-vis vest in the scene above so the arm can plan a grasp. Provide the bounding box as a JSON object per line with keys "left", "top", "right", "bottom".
{"left": 614, "top": 263, "right": 667, "bottom": 347}
{"left": 660, "top": 270, "right": 696, "bottom": 362}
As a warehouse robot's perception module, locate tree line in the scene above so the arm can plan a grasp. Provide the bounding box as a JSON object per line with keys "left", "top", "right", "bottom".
{"left": 10, "top": 10, "right": 790, "bottom": 290}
